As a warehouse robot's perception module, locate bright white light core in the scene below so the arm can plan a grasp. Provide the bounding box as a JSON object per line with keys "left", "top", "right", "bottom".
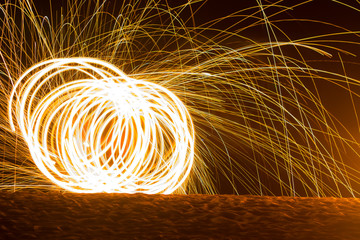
{"left": 8, "top": 58, "right": 195, "bottom": 194}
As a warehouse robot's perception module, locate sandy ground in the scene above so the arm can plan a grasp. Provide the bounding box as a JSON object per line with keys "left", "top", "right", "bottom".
{"left": 0, "top": 190, "right": 359, "bottom": 239}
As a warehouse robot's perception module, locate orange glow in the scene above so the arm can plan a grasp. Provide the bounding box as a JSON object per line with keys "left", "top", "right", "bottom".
{"left": 8, "top": 58, "right": 195, "bottom": 194}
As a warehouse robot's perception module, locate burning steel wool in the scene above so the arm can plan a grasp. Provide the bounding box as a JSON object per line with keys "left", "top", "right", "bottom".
{"left": 8, "top": 58, "right": 195, "bottom": 193}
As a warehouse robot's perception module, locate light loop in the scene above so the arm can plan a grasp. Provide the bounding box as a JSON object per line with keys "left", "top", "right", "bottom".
{"left": 9, "top": 58, "right": 195, "bottom": 194}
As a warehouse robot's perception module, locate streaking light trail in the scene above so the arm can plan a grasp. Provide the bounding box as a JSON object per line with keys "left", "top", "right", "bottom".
{"left": 8, "top": 58, "right": 195, "bottom": 194}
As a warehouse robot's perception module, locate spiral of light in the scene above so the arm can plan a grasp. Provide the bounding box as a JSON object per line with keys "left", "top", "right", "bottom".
{"left": 8, "top": 58, "right": 195, "bottom": 194}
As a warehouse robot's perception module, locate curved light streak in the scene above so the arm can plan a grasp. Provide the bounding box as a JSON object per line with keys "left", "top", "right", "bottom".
{"left": 8, "top": 57, "right": 195, "bottom": 194}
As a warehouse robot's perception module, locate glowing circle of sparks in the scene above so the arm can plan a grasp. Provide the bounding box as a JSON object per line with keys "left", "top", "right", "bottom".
{"left": 8, "top": 58, "right": 195, "bottom": 194}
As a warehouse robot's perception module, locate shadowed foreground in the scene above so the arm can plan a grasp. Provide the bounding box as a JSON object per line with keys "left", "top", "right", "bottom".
{"left": 0, "top": 190, "right": 359, "bottom": 239}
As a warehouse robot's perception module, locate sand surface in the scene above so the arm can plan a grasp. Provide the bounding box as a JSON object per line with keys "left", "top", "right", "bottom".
{"left": 0, "top": 190, "right": 359, "bottom": 239}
